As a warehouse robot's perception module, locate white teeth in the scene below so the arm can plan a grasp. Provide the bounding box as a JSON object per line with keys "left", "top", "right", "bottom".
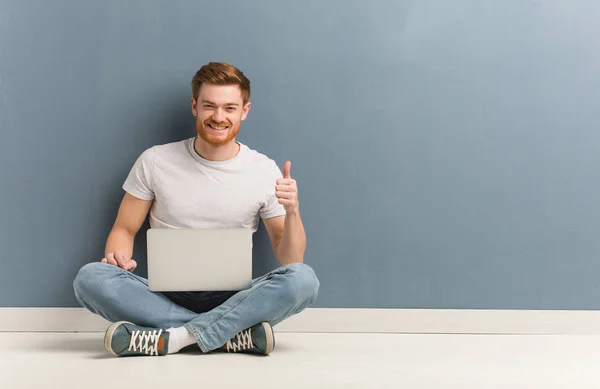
{"left": 209, "top": 124, "right": 227, "bottom": 130}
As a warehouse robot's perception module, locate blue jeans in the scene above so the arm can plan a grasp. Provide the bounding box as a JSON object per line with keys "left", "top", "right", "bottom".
{"left": 72, "top": 262, "right": 319, "bottom": 352}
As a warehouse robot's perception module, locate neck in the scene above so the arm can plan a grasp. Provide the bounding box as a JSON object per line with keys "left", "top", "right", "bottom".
{"left": 194, "top": 137, "right": 240, "bottom": 162}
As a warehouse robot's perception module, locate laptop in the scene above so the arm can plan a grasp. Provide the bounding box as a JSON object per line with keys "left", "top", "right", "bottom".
{"left": 146, "top": 228, "right": 253, "bottom": 292}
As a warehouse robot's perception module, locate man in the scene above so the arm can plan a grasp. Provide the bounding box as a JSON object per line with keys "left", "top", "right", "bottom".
{"left": 72, "top": 62, "right": 319, "bottom": 357}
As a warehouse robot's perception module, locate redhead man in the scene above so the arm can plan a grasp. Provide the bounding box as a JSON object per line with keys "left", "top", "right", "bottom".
{"left": 73, "top": 62, "right": 319, "bottom": 357}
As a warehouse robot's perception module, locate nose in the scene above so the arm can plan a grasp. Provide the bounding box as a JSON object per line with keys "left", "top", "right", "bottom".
{"left": 212, "top": 108, "right": 225, "bottom": 123}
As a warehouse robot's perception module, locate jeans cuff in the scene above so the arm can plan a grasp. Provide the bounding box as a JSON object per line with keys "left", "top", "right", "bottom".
{"left": 183, "top": 323, "right": 210, "bottom": 353}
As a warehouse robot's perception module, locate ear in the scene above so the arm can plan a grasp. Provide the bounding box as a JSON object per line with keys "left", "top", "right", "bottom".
{"left": 191, "top": 97, "right": 198, "bottom": 116}
{"left": 241, "top": 102, "right": 251, "bottom": 121}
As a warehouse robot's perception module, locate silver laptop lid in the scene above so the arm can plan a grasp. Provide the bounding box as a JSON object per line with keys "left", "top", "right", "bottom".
{"left": 147, "top": 228, "right": 253, "bottom": 292}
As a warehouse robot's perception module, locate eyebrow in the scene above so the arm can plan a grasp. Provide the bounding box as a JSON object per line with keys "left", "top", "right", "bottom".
{"left": 200, "top": 100, "right": 240, "bottom": 107}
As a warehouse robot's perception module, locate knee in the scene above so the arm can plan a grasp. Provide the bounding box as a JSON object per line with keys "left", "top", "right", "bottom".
{"left": 73, "top": 262, "right": 118, "bottom": 304}
{"left": 280, "top": 263, "right": 320, "bottom": 307}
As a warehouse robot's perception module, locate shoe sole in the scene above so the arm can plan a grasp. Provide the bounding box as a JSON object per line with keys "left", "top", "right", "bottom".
{"left": 262, "top": 322, "right": 275, "bottom": 355}
{"left": 104, "top": 321, "right": 133, "bottom": 356}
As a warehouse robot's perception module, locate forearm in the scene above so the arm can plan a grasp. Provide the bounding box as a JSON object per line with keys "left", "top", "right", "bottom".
{"left": 105, "top": 227, "right": 135, "bottom": 258}
{"left": 276, "top": 210, "right": 306, "bottom": 265}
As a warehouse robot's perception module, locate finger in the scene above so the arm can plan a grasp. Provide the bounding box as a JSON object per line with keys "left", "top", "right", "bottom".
{"left": 114, "top": 251, "right": 129, "bottom": 270}
{"left": 283, "top": 161, "right": 291, "bottom": 179}
{"left": 276, "top": 191, "right": 296, "bottom": 199}
{"left": 106, "top": 257, "right": 118, "bottom": 266}
{"left": 126, "top": 259, "right": 137, "bottom": 271}
{"left": 276, "top": 184, "right": 296, "bottom": 192}
{"left": 101, "top": 258, "right": 107, "bottom": 264}
{"left": 276, "top": 179, "right": 296, "bottom": 187}
{"left": 104, "top": 252, "right": 118, "bottom": 266}
{"left": 275, "top": 179, "right": 298, "bottom": 189}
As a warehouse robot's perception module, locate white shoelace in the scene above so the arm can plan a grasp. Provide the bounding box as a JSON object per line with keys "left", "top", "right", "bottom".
{"left": 226, "top": 329, "right": 254, "bottom": 352}
{"left": 128, "top": 329, "right": 163, "bottom": 355}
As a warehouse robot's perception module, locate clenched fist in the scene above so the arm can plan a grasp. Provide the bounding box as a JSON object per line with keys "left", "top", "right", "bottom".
{"left": 276, "top": 161, "right": 299, "bottom": 214}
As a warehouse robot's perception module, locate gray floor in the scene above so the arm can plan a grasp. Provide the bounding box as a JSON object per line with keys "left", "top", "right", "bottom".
{"left": 2, "top": 332, "right": 600, "bottom": 388}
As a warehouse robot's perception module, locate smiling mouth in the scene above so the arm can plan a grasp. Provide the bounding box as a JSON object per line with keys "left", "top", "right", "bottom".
{"left": 207, "top": 123, "right": 228, "bottom": 130}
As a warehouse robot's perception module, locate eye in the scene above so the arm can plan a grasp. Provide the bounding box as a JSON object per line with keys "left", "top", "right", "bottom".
{"left": 226, "top": 107, "right": 236, "bottom": 112}
{"left": 203, "top": 104, "right": 214, "bottom": 109}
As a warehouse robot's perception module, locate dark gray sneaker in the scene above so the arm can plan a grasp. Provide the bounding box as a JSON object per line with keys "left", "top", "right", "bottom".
{"left": 104, "top": 321, "right": 170, "bottom": 357}
{"left": 225, "top": 322, "right": 275, "bottom": 355}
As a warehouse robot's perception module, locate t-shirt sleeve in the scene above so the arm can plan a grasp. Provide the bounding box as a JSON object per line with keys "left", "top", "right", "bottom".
{"left": 122, "top": 147, "right": 155, "bottom": 200}
{"left": 260, "top": 160, "right": 287, "bottom": 220}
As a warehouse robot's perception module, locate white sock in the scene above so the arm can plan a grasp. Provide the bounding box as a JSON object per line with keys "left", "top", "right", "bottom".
{"left": 166, "top": 326, "right": 197, "bottom": 354}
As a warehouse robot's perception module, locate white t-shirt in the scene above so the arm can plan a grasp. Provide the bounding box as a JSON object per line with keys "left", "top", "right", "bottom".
{"left": 122, "top": 137, "right": 286, "bottom": 231}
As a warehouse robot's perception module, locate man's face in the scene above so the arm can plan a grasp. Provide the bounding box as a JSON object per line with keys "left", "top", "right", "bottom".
{"left": 191, "top": 84, "right": 250, "bottom": 146}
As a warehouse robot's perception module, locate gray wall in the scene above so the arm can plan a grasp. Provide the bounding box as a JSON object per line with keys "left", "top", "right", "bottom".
{"left": 1, "top": 0, "right": 600, "bottom": 309}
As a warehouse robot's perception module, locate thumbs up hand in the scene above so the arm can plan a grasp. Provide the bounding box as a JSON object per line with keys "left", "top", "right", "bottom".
{"left": 276, "top": 161, "right": 299, "bottom": 214}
